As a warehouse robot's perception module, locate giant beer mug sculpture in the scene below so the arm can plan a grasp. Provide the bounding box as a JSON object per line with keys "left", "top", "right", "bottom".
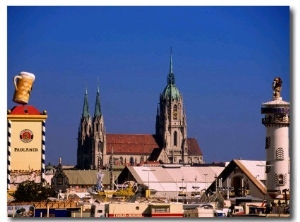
{"left": 12, "top": 71, "right": 35, "bottom": 104}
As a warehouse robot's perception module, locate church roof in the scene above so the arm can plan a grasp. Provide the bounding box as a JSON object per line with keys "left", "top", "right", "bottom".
{"left": 106, "top": 134, "right": 161, "bottom": 155}
{"left": 106, "top": 134, "right": 203, "bottom": 157}
{"left": 187, "top": 138, "right": 203, "bottom": 156}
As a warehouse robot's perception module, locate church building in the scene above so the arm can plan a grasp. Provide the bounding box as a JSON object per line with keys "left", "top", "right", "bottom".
{"left": 76, "top": 50, "right": 204, "bottom": 170}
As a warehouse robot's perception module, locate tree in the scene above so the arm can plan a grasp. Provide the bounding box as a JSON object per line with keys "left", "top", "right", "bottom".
{"left": 13, "top": 180, "right": 54, "bottom": 202}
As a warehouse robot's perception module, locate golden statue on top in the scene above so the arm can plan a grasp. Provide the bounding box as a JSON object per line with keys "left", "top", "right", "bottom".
{"left": 272, "top": 77, "right": 282, "bottom": 98}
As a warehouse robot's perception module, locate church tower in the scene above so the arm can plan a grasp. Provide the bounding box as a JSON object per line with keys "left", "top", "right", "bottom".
{"left": 261, "top": 77, "right": 290, "bottom": 198}
{"left": 92, "top": 81, "right": 106, "bottom": 170}
{"left": 156, "top": 49, "right": 188, "bottom": 164}
{"left": 77, "top": 87, "right": 93, "bottom": 169}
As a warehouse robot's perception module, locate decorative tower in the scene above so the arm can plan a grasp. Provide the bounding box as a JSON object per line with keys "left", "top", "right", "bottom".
{"left": 261, "top": 77, "right": 290, "bottom": 197}
{"left": 92, "top": 81, "right": 106, "bottom": 170}
{"left": 156, "top": 48, "right": 188, "bottom": 164}
{"left": 77, "top": 87, "right": 93, "bottom": 169}
{"left": 7, "top": 71, "right": 48, "bottom": 190}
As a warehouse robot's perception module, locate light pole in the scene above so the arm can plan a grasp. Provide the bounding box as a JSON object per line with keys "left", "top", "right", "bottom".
{"left": 204, "top": 173, "right": 208, "bottom": 191}
{"left": 142, "top": 169, "right": 155, "bottom": 198}
{"left": 214, "top": 174, "right": 218, "bottom": 193}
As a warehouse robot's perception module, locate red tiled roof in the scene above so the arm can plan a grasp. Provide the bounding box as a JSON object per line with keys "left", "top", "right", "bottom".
{"left": 8, "top": 105, "right": 41, "bottom": 115}
{"left": 106, "top": 134, "right": 161, "bottom": 155}
{"left": 187, "top": 138, "right": 203, "bottom": 156}
{"left": 106, "top": 134, "right": 203, "bottom": 157}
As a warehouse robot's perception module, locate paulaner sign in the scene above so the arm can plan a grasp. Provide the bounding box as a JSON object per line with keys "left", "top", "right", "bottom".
{"left": 14, "top": 148, "right": 38, "bottom": 152}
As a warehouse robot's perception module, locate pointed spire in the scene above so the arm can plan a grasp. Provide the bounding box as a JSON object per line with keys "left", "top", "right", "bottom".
{"left": 82, "top": 84, "right": 90, "bottom": 118}
{"left": 94, "top": 78, "right": 102, "bottom": 117}
{"left": 169, "top": 47, "right": 173, "bottom": 74}
{"left": 167, "top": 47, "right": 175, "bottom": 85}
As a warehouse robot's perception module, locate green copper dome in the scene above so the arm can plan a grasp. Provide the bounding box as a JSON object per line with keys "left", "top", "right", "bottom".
{"left": 163, "top": 84, "right": 180, "bottom": 100}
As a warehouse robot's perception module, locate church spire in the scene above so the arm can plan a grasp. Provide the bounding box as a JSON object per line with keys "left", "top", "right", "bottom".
{"left": 94, "top": 78, "right": 102, "bottom": 117}
{"left": 169, "top": 47, "right": 173, "bottom": 75}
{"left": 167, "top": 47, "right": 175, "bottom": 85}
{"left": 82, "top": 84, "right": 90, "bottom": 118}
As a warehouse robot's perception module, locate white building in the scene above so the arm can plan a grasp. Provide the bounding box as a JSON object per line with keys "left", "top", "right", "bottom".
{"left": 261, "top": 77, "right": 290, "bottom": 198}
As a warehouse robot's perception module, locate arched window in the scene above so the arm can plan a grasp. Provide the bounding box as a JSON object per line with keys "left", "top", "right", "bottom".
{"left": 174, "top": 131, "right": 177, "bottom": 146}
{"left": 278, "top": 174, "right": 284, "bottom": 185}
{"left": 96, "top": 123, "right": 99, "bottom": 132}
{"left": 130, "top": 156, "right": 134, "bottom": 166}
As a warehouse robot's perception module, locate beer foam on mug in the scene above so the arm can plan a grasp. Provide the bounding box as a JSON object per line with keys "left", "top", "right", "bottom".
{"left": 20, "top": 71, "right": 35, "bottom": 80}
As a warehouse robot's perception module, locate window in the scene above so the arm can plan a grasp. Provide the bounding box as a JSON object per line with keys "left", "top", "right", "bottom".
{"left": 174, "top": 131, "right": 177, "bottom": 146}
{"left": 154, "top": 207, "right": 169, "bottom": 213}
{"left": 96, "top": 123, "right": 99, "bottom": 132}
{"left": 278, "top": 174, "right": 284, "bottom": 185}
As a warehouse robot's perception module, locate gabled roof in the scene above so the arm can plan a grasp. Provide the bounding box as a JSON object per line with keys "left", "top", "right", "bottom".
{"left": 208, "top": 159, "right": 267, "bottom": 195}
{"left": 106, "top": 134, "right": 161, "bottom": 155}
{"left": 187, "top": 138, "right": 203, "bottom": 156}
{"left": 106, "top": 134, "right": 203, "bottom": 157}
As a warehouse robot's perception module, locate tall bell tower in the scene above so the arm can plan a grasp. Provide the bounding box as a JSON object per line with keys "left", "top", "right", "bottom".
{"left": 92, "top": 81, "right": 106, "bottom": 170}
{"left": 155, "top": 48, "right": 188, "bottom": 164}
{"left": 261, "top": 77, "right": 290, "bottom": 197}
{"left": 77, "top": 87, "right": 93, "bottom": 169}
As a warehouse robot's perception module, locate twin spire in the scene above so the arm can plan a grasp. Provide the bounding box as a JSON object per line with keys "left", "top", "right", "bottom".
{"left": 82, "top": 84, "right": 90, "bottom": 118}
{"left": 82, "top": 49, "right": 175, "bottom": 118}
{"left": 82, "top": 79, "right": 102, "bottom": 118}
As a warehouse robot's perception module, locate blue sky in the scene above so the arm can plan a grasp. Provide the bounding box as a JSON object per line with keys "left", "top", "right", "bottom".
{"left": 6, "top": 6, "right": 291, "bottom": 166}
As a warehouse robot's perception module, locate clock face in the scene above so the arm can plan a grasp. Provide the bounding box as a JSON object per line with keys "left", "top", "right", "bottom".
{"left": 173, "top": 111, "right": 177, "bottom": 119}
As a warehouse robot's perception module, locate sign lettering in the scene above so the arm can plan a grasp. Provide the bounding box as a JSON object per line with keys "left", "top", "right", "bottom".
{"left": 14, "top": 148, "right": 38, "bottom": 152}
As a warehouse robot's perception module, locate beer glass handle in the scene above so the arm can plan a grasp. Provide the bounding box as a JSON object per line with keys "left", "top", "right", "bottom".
{"left": 13, "top": 75, "right": 22, "bottom": 91}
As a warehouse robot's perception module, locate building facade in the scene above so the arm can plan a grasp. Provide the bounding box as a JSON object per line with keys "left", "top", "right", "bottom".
{"left": 76, "top": 51, "right": 204, "bottom": 170}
